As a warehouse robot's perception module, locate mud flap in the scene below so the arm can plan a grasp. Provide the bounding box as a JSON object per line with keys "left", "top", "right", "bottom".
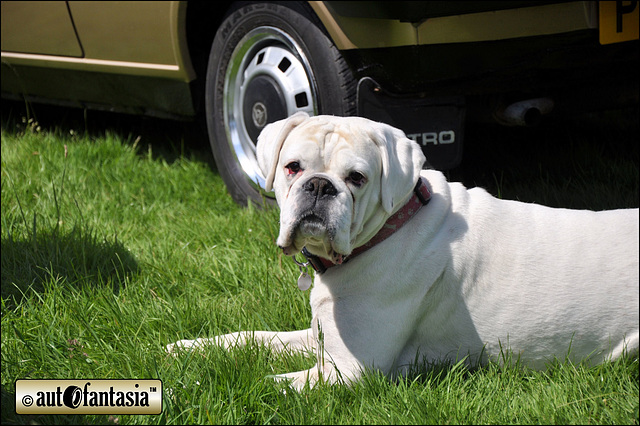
{"left": 357, "top": 77, "right": 465, "bottom": 170}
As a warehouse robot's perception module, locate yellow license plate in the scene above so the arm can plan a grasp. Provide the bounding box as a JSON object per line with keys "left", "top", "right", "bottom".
{"left": 599, "top": 1, "right": 639, "bottom": 44}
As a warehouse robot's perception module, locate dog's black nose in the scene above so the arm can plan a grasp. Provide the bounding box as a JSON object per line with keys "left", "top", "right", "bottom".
{"left": 303, "top": 177, "right": 337, "bottom": 198}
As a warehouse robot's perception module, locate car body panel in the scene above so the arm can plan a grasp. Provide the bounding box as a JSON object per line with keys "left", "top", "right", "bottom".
{"left": 1, "top": 1, "right": 82, "bottom": 57}
{"left": 1, "top": 1, "right": 194, "bottom": 80}
{"left": 310, "top": 1, "right": 597, "bottom": 50}
{"left": 68, "top": 1, "right": 194, "bottom": 79}
{"left": 1, "top": 0, "right": 196, "bottom": 118}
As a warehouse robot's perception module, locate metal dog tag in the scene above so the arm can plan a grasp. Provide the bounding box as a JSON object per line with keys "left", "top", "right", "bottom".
{"left": 297, "top": 271, "right": 312, "bottom": 291}
{"left": 292, "top": 254, "right": 313, "bottom": 291}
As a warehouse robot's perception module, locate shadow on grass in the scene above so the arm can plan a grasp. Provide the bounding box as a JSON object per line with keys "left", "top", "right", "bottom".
{"left": 1, "top": 224, "right": 138, "bottom": 308}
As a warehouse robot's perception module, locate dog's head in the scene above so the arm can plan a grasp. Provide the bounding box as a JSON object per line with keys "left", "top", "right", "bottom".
{"left": 257, "top": 112, "right": 425, "bottom": 263}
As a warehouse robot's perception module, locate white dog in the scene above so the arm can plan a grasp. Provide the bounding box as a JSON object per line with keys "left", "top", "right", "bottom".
{"left": 168, "top": 113, "right": 639, "bottom": 390}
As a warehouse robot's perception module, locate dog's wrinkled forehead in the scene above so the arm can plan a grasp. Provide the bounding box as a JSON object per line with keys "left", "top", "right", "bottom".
{"left": 284, "top": 118, "right": 380, "bottom": 165}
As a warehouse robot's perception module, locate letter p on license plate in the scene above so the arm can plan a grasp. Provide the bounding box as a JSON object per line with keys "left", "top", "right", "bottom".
{"left": 599, "top": 1, "right": 639, "bottom": 44}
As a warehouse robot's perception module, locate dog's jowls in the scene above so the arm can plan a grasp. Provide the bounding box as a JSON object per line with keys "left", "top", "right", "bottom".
{"left": 168, "top": 113, "right": 639, "bottom": 390}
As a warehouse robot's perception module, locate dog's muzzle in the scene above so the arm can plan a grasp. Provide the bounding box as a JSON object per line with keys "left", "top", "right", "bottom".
{"left": 287, "top": 176, "right": 340, "bottom": 247}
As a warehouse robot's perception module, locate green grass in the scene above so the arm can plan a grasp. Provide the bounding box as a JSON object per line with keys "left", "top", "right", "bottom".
{"left": 1, "top": 103, "right": 638, "bottom": 424}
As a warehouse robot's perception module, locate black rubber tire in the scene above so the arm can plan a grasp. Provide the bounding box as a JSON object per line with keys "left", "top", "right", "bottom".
{"left": 205, "top": 2, "right": 356, "bottom": 206}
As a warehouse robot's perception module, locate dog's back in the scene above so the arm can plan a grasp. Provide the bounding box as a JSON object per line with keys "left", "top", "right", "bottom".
{"left": 423, "top": 169, "right": 639, "bottom": 367}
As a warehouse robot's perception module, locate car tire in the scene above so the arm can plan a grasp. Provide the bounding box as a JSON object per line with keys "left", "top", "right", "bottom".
{"left": 205, "top": 2, "right": 356, "bottom": 206}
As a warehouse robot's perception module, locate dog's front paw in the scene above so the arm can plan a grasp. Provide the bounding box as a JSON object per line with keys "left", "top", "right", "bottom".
{"left": 267, "top": 368, "right": 322, "bottom": 392}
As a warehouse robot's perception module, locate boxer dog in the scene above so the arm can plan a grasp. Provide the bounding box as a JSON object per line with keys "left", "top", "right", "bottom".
{"left": 168, "top": 113, "right": 639, "bottom": 390}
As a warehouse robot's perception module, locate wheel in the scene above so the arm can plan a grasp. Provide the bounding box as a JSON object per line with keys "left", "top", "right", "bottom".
{"left": 205, "top": 2, "right": 356, "bottom": 206}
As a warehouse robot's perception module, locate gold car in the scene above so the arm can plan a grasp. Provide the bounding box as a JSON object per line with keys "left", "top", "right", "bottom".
{"left": 2, "top": 1, "right": 638, "bottom": 205}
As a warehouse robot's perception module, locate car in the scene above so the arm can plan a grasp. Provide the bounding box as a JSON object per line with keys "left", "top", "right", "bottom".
{"left": 2, "top": 1, "right": 638, "bottom": 205}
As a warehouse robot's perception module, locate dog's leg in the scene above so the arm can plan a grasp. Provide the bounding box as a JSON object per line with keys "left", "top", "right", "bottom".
{"left": 166, "top": 328, "right": 315, "bottom": 355}
{"left": 271, "top": 368, "right": 320, "bottom": 391}
{"left": 167, "top": 329, "right": 354, "bottom": 391}
{"left": 271, "top": 350, "right": 361, "bottom": 391}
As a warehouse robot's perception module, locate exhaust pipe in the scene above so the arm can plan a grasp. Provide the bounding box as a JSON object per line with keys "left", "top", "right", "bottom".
{"left": 495, "top": 98, "right": 554, "bottom": 126}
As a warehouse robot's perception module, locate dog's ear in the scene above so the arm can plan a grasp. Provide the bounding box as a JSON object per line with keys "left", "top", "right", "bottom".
{"left": 257, "top": 112, "right": 309, "bottom": 191}
{"left": 373, "top": 125, "right": 426, "bottom": 214}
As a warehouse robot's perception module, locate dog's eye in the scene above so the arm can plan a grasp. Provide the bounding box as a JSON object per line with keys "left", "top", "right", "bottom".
{"left": 347, "top": 171, "right": 366, "bottom": 186}
{"left": 285, "top": 162, "right": 302, "bottom": 176}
